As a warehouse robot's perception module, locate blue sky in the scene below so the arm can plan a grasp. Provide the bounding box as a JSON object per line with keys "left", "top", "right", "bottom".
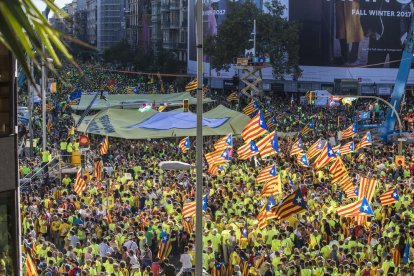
{"left": 34, "top": 0, "right": 72, "bottom": 12}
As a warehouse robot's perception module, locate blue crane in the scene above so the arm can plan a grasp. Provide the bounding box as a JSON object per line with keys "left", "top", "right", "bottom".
{"left": 379, "top": 16, "right": 414, "bottom": 142}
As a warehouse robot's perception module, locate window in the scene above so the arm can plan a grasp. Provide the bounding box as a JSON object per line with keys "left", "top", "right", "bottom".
{"left": 0, "top": 45, "right": 13, "bottom": 137}
{"left": 0, "top": 190, "right": 17, "bottom": 275}
{"left": 297, "top": 82, "right": 313, "bottom": 93}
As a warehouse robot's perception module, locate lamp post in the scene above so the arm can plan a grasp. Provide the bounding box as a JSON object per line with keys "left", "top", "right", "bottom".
{"left": 195, "top": 0, "right": 204, "bottom": 273}
{"left": 41, "top": 57, "right": 53, "bottom": 151}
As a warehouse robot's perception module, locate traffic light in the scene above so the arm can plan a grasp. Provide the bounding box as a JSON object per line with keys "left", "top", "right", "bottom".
{"left": 311, "top": 91, "right": 316, "bottom": 105}
{"left": 306, "top": 91, "right": 316, "bottom": 105}
{"left": 183, "top": 99, "right": 189, "bottom": 112}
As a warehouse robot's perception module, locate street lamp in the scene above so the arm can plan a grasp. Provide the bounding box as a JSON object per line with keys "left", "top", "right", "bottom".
{"left": 195, "top": 0, "right": 204, "bottom": 274}
{"left": 159, "top": 161, "right": 194, "bottom": 170}
{"left": 41, "top": 57, "right": 53, "bottom": 151}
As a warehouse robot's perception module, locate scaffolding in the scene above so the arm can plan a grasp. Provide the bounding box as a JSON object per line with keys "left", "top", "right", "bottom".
{"left": 234, "top": 58, "right": 271, "bottom": 98}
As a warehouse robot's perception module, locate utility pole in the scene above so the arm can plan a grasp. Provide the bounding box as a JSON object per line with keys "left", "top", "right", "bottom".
{"left": 250, "top": 19, "right": 256, "bottom": 55}
{"left": 28, "top": 58, "right": 34, "bottom": 156}
{"left": 41, "top": 9, "right": 47, "bottom": 151}
{"left": 195, "top": 0, "right": 204, "bottom": 274}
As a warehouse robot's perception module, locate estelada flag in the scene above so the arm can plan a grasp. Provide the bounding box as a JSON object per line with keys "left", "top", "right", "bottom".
{"left": 178, "top": 137, "right": 191, "bottom": 153}
{"left": 340, "top": 141, "right": 355, "bottom": 155}
{"left": 205, "top": 148, "right": 231, "bottom": 167}
{"left": 341, "top": 124, "right": 357, "bottom": 140}
{"left": 26, "top": 254, "right": 38, "bottom": 276}
{"left": 380, "top": 188, "right": 399, "bottom": 206}
{"left": 242, "top": 101, "right": 259, "bottom": 116}
{"left": 237, "top": 140, "right": 259, "bottom": 160}
{"left": 272, "top": 189, "right": 307, "bottom": 220}
{"left": 214, "top": 134, "right": 233, "bottom": 151}
{"left": 241, "top": 111, "right": 268, "bottom": 142}
{"left": 74, "top": 168, "right": 87, "bottom": 195}
{"left": 100, "top": 136, "right": 109, "bottom": 155}
{"left": 185, "top": 79, "right": 197, "bottom": 91}
{"left": 290, "top": 137, "right": 304, "bottom": 156}
{"left": 256, "top": 164, "right": 277, "bottom": 183}
{"left": 182, "top": 217, "right": 194, "bottom": 233}
{"left": 313, "top": 143, "right": 336, "bottom": 170}
{"left": 226, "top": 91, "right": 239, "bottom": 102}
{"left": 337, "top": 197, "right": 374, "bottom": 217}
{"left": 182, "top": 201, "right": 196, "bottom": 218}
{"left": 355, "top": 132, "right": 373, "bottom": 150}
{"left": 93, "top": 159, "right": 103, "bottom": 181}
{"left": 256, "top": 131, "right": 279, "bottom": 159}
{"left": 307, "top": 139, "right": 325, "bottom": 160}
{"left": 260, "top": 176, "right": 282, "bottom": 197}
{"left": 157, "top": 235, "right": 172, "bottom": 261}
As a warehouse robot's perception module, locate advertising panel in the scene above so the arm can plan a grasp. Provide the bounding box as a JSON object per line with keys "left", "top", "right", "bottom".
{"left": 291, "top": 0, "right": 413, "bottom": 68}
{"left": 189, "top": 0, "right": 413, "bottom": 66}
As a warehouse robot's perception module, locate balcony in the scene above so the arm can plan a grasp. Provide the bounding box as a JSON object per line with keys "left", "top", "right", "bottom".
{"left": 170, "top": 20, "right": 179, "bottom": 29}
{"left": 170, "top": 1, "right": 179, "bottom": 9}
{"left": 161, "top": 20, "right": 170, "bottom": 29}
{"left": 161, "top": 3, "right": 169, "bottom": 11}
{"left": 163, "top": 42, "right": 187, "bottom": 50}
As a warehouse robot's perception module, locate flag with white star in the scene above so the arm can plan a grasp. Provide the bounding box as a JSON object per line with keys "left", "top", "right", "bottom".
{"left": 380, "top": 188, "right": 399, "bottom": 206}
{"left": 340, "top": 141, "right": 355, "bottom": 155}
{"left": 313, "top": 143, "right": 336, "bottom": 170}
{"left": 256, "top": 164, "right": 277, "bottom": 183}
{"left": 157, "top": 235, "right": 172, "bottom": 261}
{"left": 337, "top": 196, "right": 374, "bottom": 217}
{"left": 356, "top": 131, "right": 373, "bottom": 150}
{"left": 296, "top": 153, "right": 309, "bottom": 167}
{"left": 290, "top": 137, "right": 304, "bottom": 156}
{"left": 178, "top": 136, "right": 191, "bottom": 153}
{"left": 341, "top": 123, "right": 358, "bottom": 140}
{"left": 214, "top": 133, "right": 233, "bottom": 151}
{"left": 272, "top": 189, "right": 307, "bottom": 220}
{"left": 241, "top": 111, "right": 269, "bottom": 142}
{"left": 307, "top": 139, "right": 325, "bottom": 160}
{"left": 256, "top": 131, "right": 279, "bottom": 159}
{"left": 237, "top": 140, "right": 260, "bottom": 160}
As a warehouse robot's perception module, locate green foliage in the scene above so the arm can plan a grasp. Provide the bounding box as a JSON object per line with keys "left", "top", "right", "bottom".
{"left": 204, "top": 0, "right": 302, "bottom": 79}
{"left": 103, "top": 40, "right": 134, "bottom": 66}
{"left": 0, "top": 0, "right": 76, "bottom": 83}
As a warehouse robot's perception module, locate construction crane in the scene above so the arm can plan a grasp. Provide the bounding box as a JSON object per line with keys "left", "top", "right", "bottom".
{"left": 379, "top": 16, "right": 414, "bottom": 142}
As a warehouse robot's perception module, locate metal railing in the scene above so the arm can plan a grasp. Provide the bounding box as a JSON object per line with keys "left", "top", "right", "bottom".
{"left": 19, "top": 156, "right": 61, "bottom": 191}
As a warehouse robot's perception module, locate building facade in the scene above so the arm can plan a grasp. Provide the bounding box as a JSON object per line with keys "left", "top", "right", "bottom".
{"left": 96, "top": 0, "right": 126, "bottom": 51}
{"left": 126, "top": 0, "right": 152, "bottom": 52}
{"left": 151, "top": 0, "right": 162, "bottom": 52}
{"left": 160, "top": 0, "right": 187, "bottom": 62}
{"left": 0, "top": 44, "right": 20, "bottom": 275}
{"left": 86, "top": 0, "right": 97, "bottom": 46}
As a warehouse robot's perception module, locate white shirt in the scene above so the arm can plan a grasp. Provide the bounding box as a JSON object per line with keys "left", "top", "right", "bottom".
{"left": 124, "top": 240, "right": 138, "bottom": 252}
{"left": 180, "top": 253, "right": 193, "bottom": 269}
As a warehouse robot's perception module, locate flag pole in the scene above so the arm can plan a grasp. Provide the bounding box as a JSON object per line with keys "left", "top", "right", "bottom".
{"left": 195, "top": 0, "right": 204, "bottom": 274}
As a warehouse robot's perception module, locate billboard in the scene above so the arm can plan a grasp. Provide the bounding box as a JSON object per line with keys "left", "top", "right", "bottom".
{"left": 290, "top": 0, "right": 413, "bottom": 68}
{"left": 188, "top": 0, "right": 414, "bottom": 83}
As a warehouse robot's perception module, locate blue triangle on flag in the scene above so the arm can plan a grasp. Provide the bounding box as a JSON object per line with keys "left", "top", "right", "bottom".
{"left": 269, "top": 165, "right": 277, "bottom": 176}
{"left": 359, "top": 197, "right": 374, "bottom": 215}
{"left": 392, "top": 189, "right": 399, "bottom": 201}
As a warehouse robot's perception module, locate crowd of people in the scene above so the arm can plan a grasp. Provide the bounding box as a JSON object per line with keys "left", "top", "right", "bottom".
{"left": 16, "top": 64, "right": 414, "bottom": 276}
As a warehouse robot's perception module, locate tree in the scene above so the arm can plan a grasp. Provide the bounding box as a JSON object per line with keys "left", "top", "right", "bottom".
{"left": 0, "top": 0, "right": 75, "bottom": 82}
{"left": 103, "top": 40, "right": 135, "bottom": 66}
{"left": 204, "top": 0, "right": 302, "bottom": 80}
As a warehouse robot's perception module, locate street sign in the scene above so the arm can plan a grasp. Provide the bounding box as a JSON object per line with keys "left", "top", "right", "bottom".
{"left": 395, "top": 155, "right": 405, "bottom": 167}
{"left": 79, "top": 135, "right": 90, "bottom": 147}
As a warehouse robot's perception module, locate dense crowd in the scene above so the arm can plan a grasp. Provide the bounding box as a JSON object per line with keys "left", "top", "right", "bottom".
{"left": 15, "top": 65, "right": 414, "bottom": 276}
